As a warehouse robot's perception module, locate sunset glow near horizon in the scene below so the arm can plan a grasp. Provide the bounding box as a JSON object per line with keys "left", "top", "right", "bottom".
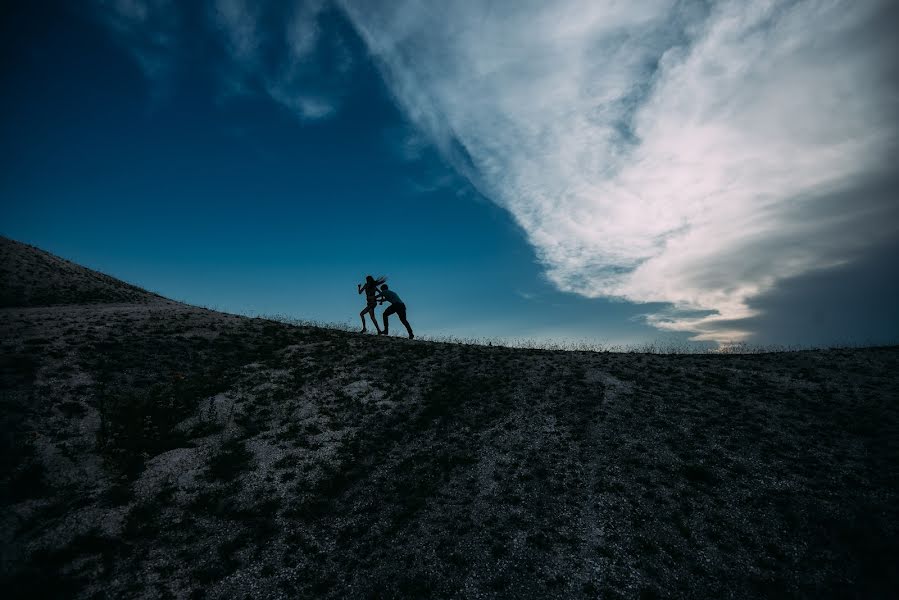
{"left": 2, "top": 0, "right": 898, "bottom": 348}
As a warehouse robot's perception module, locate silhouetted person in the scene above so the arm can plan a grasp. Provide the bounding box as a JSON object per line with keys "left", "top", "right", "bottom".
{"left": 357, "top": 275, "right": 386, "bottom": 334}
{"left": 377, "top": 284, "right": 414, "bottom": 339}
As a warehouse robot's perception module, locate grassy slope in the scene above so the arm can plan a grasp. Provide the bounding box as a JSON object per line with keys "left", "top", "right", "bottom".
{"left": 1, "top": 239, "right": 898, "bottom": 599}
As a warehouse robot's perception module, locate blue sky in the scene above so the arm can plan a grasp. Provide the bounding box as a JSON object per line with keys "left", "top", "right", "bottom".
{"left": 2, "top": 1, "right": 898, "bottom": 348}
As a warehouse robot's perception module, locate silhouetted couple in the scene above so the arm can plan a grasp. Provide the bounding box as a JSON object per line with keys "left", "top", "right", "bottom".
{"left": 357, "top": 275, "right": 414, "bottom": 339}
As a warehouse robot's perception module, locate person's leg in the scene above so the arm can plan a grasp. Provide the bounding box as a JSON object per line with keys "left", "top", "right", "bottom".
{"left": 359, "top": 307, "right": 368, "bottom": 332}
{"left": 382, "top": 304, "right": 397, "bottom": 335}
{"left": 398, "top": 304, "right": 414, "bottom": 339}
{"left": 366, "top": 305, "right": 382, "bottom": 334}
{"left": 400, "top": 316, "right": 413, "bottom": 338}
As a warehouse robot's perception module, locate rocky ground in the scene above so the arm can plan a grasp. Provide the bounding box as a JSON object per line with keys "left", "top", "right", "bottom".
{"left": 2, "top": 236, "right": 898, "bottom": 599}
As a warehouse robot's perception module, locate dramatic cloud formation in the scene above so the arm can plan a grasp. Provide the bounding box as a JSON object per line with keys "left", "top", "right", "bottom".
{"left": 92, "top": 0, "right": 350, "bottom": 119}
{"left": 339, "top": 0, "right": 899, "bottom": 342}
{"left": 91, "top": 0, "right": 899, "bottom": 343}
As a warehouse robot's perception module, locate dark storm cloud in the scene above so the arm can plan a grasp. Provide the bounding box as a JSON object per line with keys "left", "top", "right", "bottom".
{"left": 714, "top": 236, "right": 899, "bottom": 347}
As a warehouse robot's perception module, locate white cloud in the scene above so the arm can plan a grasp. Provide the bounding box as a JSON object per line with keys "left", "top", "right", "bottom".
{"left": 211, "top": 0, "right": 262, "bottom": 66}
{"left": 209, "top": 0, "right": 345, "bottom": 120}
{"left": 285, "top": 0, "right": 326, "bottom": 61}
{"left": 263, "top": 1, "right": 345, "bottom": 120}
{"left": 338, "top": 0, "right": 899, "bottom": 343}
{"left": 290, "top": 94, "right": 337, "bottom": 120}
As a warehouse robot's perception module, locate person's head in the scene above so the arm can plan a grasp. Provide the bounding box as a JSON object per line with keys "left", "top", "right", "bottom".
{"left": 380, "top": 284, "right": 389, "bottom": 291}
{"left": 365, "top": 275, "right": 375, "bottom": 284}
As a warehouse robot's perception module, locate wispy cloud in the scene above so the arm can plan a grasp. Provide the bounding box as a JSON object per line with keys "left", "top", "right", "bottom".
{"left": 91, "top": 0, "right": 181, "bottom": 90}
{"left": 92, "top": 0, "right": 349, "bottom": 121}
{"left": 338, "top": 0, "right": 899, "bottom": 343}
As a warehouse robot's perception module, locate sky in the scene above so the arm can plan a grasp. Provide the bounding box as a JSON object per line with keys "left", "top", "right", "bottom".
{"left": 2, "top": 0, "right": 898, "bottom": 349}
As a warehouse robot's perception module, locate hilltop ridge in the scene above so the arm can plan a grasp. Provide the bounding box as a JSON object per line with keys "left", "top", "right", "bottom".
{"left": 1, "top": 238, "right": 898, "bottom": 599}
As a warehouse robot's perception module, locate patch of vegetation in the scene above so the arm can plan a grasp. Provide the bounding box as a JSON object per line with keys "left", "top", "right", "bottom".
{"left": 3, "top": 528, "right": 127, "bottom": 600}
{"left": 100, "top": 480, "right": 135, "bottom": 507}
{"left": 0, "top": 352, "right": 38, "bottom": 388}
{"left": 183, "top": 418, "right": 225, "bottom": 441}
{"left": 57, "top": 400, "right": 86, "bottom": 418}
{"left": 5, "top": 455, "right": 48, "bottom": 502}
{"left": 96, "top": 379, "right": 207, "bottom": 479}
{"left": 682, "top": 463, "right": 717, "bottom": 486}
{"left": 207, "top": 438, "right": 253, "bottom": 483}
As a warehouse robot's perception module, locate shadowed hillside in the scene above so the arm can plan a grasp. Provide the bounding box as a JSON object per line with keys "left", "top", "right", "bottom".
{"left": 1, "top": 239, "right": 897, "bottom": 599}
{"left": 0, "top": 237, "right": 160, "bottom": 307}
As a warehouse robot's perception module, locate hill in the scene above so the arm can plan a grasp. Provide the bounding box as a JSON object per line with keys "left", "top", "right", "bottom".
{"left": 0, "top": 237, "right": 160, "bottom": 307}
{"left": 1, "top": 238, "right": 897, "bottom": 598}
